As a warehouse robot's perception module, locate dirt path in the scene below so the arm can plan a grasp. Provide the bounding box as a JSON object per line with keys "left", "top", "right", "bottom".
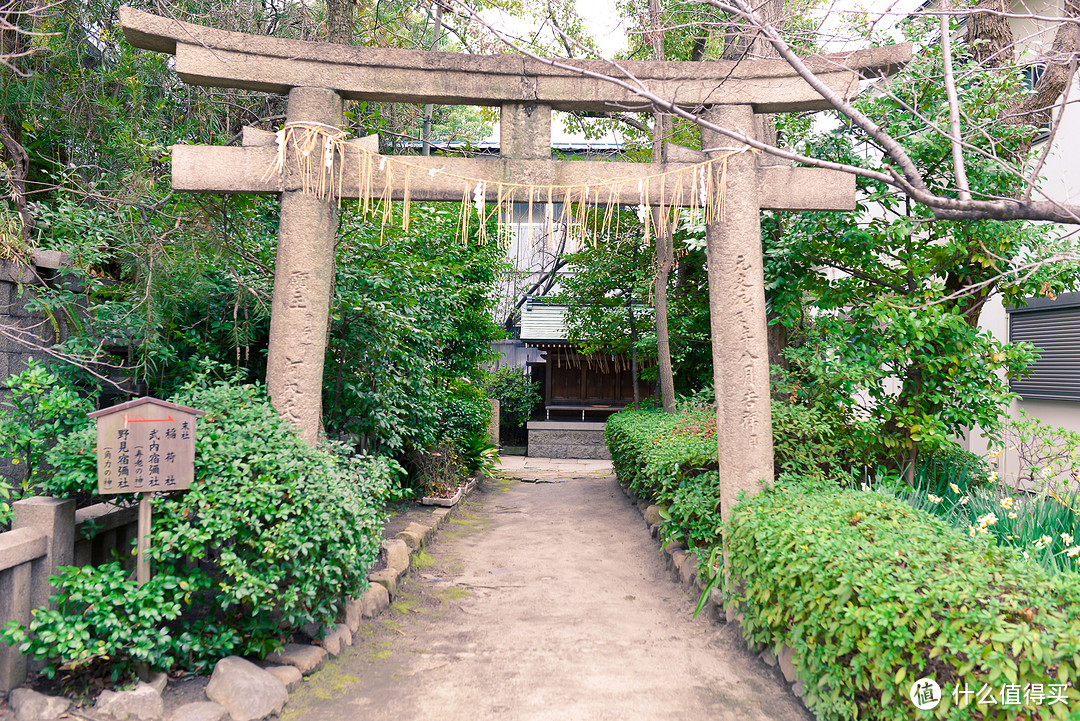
{"left": 282, "top": 459, "right": 810, "bottom": 721}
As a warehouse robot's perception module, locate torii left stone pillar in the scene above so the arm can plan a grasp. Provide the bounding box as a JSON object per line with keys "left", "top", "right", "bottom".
{"left": 264, "top": 87, "right": 343, "bottom": 445}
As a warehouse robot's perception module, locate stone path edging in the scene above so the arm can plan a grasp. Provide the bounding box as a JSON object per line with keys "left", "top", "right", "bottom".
{"left": 615, "top": 479, "right": 811, "bottom": 712}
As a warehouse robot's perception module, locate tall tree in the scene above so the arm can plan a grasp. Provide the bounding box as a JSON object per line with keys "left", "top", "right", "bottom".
{"left": 648, "top": 0, "right": 676, "bottom": 413}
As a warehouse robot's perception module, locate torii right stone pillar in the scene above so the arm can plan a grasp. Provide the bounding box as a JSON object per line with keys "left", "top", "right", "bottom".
{"left": 265, "top": 86, "right": 343, "bottom": 446}
{"left": 701, "top": 104, "right": 775, "bottom": 522}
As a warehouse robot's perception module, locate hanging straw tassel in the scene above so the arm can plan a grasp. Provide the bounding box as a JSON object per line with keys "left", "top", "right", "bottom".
{"left": 262, "top": 133, "right": 750, "bottom": 245}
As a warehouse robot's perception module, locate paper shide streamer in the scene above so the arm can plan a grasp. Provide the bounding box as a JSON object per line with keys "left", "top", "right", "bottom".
{"left": 264, "top": 122, "right": 750, "bottom": 246}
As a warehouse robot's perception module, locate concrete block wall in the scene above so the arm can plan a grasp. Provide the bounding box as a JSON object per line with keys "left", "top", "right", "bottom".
{"left": 527, "top": 421, "right": 611, "bottom": 460}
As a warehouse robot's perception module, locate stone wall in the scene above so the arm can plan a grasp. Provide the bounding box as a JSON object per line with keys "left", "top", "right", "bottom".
{"left": 0, "top": 254, "right": 77, "bottom": 485}
{"left": 526, "top": 421, "right": 610, "bottom": 460}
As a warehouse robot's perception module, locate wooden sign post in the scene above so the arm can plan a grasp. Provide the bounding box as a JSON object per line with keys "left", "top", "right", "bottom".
{"left": 88, "top": 397, "right": 204, "bottom": 585}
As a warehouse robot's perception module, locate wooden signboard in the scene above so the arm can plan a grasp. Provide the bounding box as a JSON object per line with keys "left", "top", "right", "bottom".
{"left": 88, "top": 397, "right": 204, "bottom": 589}
{"left": 88, "top": 397, "right": 204, "bottom": 495}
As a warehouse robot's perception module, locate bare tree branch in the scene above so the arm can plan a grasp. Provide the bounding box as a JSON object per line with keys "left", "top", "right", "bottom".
{"left": 941, "top": 0, "right": 972, "bottom": 202}
{"left": 448, "top": 0, "right": 1080, "bottom": 224}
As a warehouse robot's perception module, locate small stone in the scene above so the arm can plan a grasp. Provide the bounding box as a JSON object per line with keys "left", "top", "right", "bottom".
{"left": 265, "top": 643, "right": 328, "bottom": 676}
{"left": 792, "top": 680, "right": 805, "bottom": 700}
{"left": 382, "top": 539, "right": 411, "bottom": 574}
{"left": 644, "top": 505, "right": 662, "bottom": 526}
{"left": 759, "top": 648, "right": 777, "bottom": 667}
{"left": 663, "top": 540, "right": 685, "bottom": 554}
{"left": 368, "top": 569, "right": 398, "bottom": 597}
{"left": 337, "top": 623, "right": 352, "bottom": 647}
{"left": 169, "top": 702, "right": 228, "bottom": 721}
{"left": 94, "top": 683, "right": 164, "bottom": 720}
{"left": 671, "top": 550, "right": 687, "bottom": 570}
{"left": 10, "top": 688, "right": 71, "bottom": 721}
{"left": 300, "top": 621, "right": 325, "bottom": 641}
{"left": 322, "top": 630, "right": 342, "bottom": 657}
{"left": 264, "top": 665, "right": 303, "bottom": 693}
{"left": 649, "top": 523, "right": 660, "bottom": 539}
{"left": 725, "top": 603, "right": 743, "bottom": 625}
{"left": 395, "top": 522, "right": 430, "bottom": 550}
{"left": 679, "top": 553, "right": 699, "bottom": 586}
{"left": 361, "top": 583, "right": 390, "bottom": 618}
{"left": 778, "top": 644, "right": 797, "bottom": 684}
{"left": 146, "top": 672, "right": 168, "bottom": 695}
{"left": 205, "top": 656, "right": 288, "bottom": 721}
{"left": 709, "top": 587, "right": 724, "bottom": 608}
{"left": 679, "top": 560, "right": 697, "bottom": 586}
{"left": 431, "top": 508, "right": 450, "bottom": 520}
{"left": 345, "top": 597, "right": 364, "bottom": 632}
{"left": 636, "top": 498, "right": 648, "bottom": 513}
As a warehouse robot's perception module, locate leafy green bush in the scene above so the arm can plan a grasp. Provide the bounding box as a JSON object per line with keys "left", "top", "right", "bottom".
{"left": 0, "top": 360, "right": 96, "bottom": 493}
{"left": 439, "top": 378, "right": 491, "bottom": 448}
{"left": 605, "top": 409, "right": 719, "bottom": 547}
{"left": 606, "top": 397, "right": 872, "bottom": 546}
{"left": 2, "top": 374, "right": 394, "bottom": 678}
{"left": 726, "top": 479, "right": 1080, "bottom": 719}
{"left": 3, "top": 564, "right": 183, "bottom": 682}
{"left": 479, "top": 366, "right": 541, "bottom": 430}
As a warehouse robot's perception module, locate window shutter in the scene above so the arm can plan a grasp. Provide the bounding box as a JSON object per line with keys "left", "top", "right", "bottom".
{"left": 1008, "top": 293, "right": 1080, "bottom": 402}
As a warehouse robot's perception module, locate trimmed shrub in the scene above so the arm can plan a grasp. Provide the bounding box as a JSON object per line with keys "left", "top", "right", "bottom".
{"left": 726, "top": 479, "right": 1080, "bottom": 719}
{"left": 605, "top": 409, "right": 719, "bottom": 547}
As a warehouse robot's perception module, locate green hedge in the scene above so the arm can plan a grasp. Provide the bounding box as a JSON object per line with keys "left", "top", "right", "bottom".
{"left": 727, "top": 480, "right": 1080, "bottom": 720}
{"left": 605, "top": 410, "right": 719, "bottom": 547}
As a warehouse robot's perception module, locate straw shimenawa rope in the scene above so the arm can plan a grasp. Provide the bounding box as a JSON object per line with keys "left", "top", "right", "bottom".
{"left": 264, "top": 122, "right": 752, "bottom": 245}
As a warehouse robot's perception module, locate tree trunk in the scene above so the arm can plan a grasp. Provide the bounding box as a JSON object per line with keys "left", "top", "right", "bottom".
{"left": 968, "top": 0, "right": 1080, "bottom": 152}
{"left": 1009, "top": 1, "right": 1080, "bottom": 136}
{"left": 325, "top": 0, "right": 355, "bottom": 45}
{"left": 722, "top": 0, "right": 782, "bottom": 60}
{"left": 966, "top": 0, "right": 1014, "bottom": 69}
{"left": 648, "top": 0, "right": 677, "bottom": 414}
{"left": 627, "top": 294, "right": 640, "bottom": 410}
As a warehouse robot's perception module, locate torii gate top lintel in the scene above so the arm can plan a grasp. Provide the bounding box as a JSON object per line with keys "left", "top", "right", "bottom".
{"left": 119, "top": 6, "right": 910, "bottom": 114}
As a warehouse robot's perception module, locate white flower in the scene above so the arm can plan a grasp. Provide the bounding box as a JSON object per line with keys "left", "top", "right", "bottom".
{"left": 1062, "top": 533, "right": 1074, "bottom": 546}
{"left": 927, "top": 493, "right": 943, "bottom": 504}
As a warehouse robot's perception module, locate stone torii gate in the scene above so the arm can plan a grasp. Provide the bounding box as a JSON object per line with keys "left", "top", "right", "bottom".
{"left": 120, "top": 7, "right": 909, "bottom": 518}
